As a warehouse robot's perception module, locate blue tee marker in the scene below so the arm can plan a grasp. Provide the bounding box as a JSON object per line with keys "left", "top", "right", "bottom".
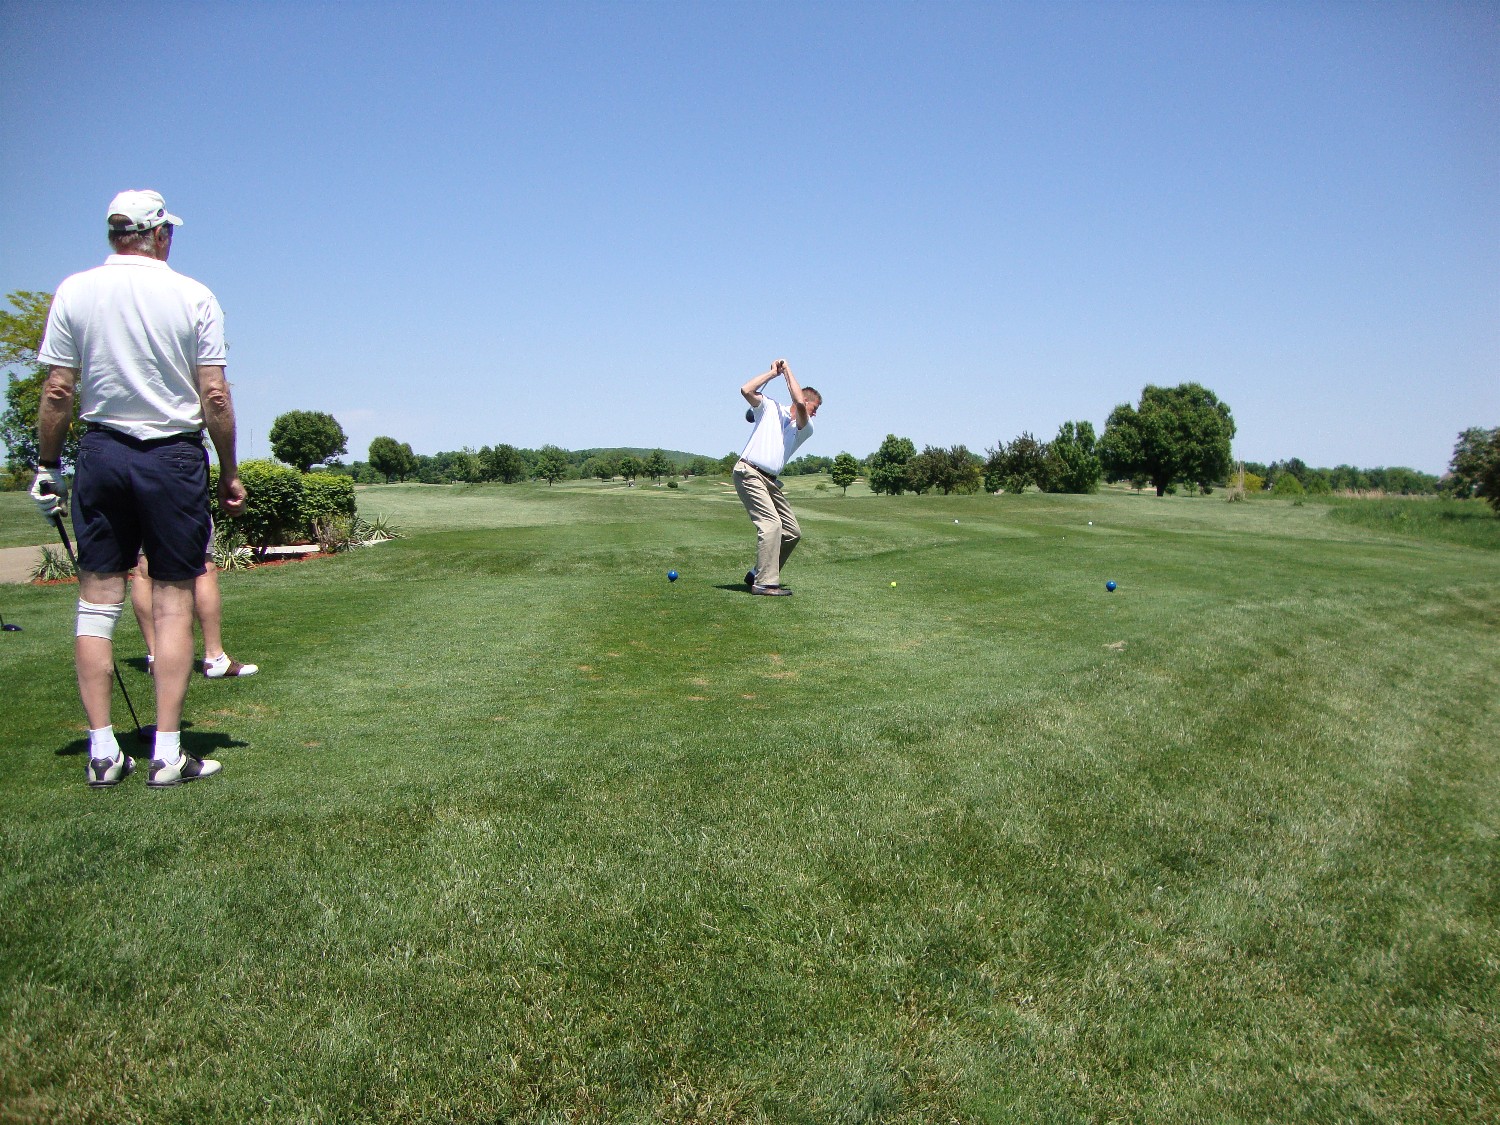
{"left": 667, "top": 570, "right": 679, "bottom": 582}
{"left": 1106, "top": 580, "right": 1117, "bottom": 592}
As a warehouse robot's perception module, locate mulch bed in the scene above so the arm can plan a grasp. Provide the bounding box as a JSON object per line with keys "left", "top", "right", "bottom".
{"left": 32, "top": 551, "right": 332, "bottom": 585}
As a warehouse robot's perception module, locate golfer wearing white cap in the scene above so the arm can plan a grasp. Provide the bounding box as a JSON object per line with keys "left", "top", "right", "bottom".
{"left": 32, "top": 190, "right": 246, "bottom": 788}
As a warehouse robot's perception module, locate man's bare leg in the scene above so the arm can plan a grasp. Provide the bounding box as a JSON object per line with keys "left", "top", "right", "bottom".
{"left": 129, "top": 562, "right": 155, "bottom": 657}
{"left": 77, "top": 571, "right": 127, "bottom": 729}
{"left": 150, "top": 577, "right": 196, "bottom": 735}
{"left": 196, "top": 566, "right": 225, "bottom": 660}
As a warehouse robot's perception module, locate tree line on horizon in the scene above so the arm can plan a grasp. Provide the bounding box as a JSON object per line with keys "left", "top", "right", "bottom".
{"left": 0, "top": 290, "right": 1491, "bottom": 508}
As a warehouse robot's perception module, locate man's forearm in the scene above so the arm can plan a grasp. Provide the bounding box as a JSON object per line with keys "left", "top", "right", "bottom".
{"left": 741, "top": 365, "right": 778, "bottom": 405}
{"left": 198, "top": 366, "right": 238, "bottom": 472}
{"left": 781, "top": 365, "right": 806, "bottom": 407}
{"left": 36, "top": 367, "right": 77, "bottom": 464}
{"left": 780, "top": 363, "right": 811, "bottom": 428}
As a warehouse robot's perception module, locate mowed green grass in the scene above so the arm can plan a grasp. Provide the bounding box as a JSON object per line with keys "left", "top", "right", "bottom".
{"left": 1, "top": 480, "right": 1496, "bottom": 1123}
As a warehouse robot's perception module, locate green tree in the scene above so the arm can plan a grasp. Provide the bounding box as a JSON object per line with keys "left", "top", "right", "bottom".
{"left": 688, "top": 456, "right": 714, "bottom": 477}
{"left": 432, "top": 448, "right": 483, "bottom": 483}
{"left": 867, "top": 434, "right": 916, "bottom": 496}
{"left": 1, "top": 290, "right": 84, "bottom": 472}
{"left": 984, "top": 432, "right": 1047, "bottom": 494}
{"left": 581, "top": 455, "right": 615, "bottom": 481}
{"left": 484, "top": 443, "right": 528, "bottom": 484}
{"left": 1481, "top": 434, "right": 1500, "bottom": 514}
{"left": 786, "top": 454, "right": 833, "bottom": 476}
{"left": 904, "top": 447, "right": 940, "bottom": 494}
{"left": 946, "top": 445, "right": 984, "bottom": 494}
{"left": 368, "top": 436, "right": 417, "bottom": 483}
{"left": 831, "top": 452, "right": 860, "bottom": 495}
{"left": 1328, "top": 464, "right": 1369, "bottom": 492}
{"left": 1271, "top": 472, "right": 1305, "bottom": 497}
{"left": 1446, "top": 427, "right": 1498, "bottom": 501}
{"left": 1041, "top": 421, "right": 1102, "bottom": 494}
{"left": 534, "top": 444, "right": 570, "bottom": 485}
{"left": 0, "top": 290, "right": 51, "bottom": 367}
{"left": 617, "top": 455, "right": 642, "bottom": 482}
{"left": 1099, "top": 383, "right": 1236, "bottom": 496}
{"left": 642, "top": 449, "right": 672, "bottom": 482}
{"left": 268, "top": 409, "right": 348, "bottom": 473}
{"left": 908, "top": 445, "right": 982, "bottom": 495}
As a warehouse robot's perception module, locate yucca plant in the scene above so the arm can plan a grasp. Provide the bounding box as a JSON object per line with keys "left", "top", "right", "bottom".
{"left": 353, "top": 513, "right": 403, "bottom": 542}
{"left": 213, "top": 524, "right": 252, "bottom": 570}
{"left": 312, "top": 517, "right": 358, "bottom": 554}
{"left": 30, "top": 547, "right": 76, "bottom": 582}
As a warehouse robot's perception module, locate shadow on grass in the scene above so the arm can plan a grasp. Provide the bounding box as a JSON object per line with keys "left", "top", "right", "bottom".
{"left": 55, "top": 722, "right": 249, "bottom": 758}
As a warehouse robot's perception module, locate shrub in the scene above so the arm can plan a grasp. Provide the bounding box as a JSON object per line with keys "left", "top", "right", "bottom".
{"left": 302, "top": 473, "right": 357, "bottom": 530}
{"left": 1272, "top": 473, "right": 1306, "bottom": 498}
{"left": 215, "top": 460, "right": 305, "bottom": 553}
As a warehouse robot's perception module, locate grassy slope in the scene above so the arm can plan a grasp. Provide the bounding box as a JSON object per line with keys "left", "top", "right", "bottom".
{"left": 0, "top": 483, "right": 1496, "bottom": 1123}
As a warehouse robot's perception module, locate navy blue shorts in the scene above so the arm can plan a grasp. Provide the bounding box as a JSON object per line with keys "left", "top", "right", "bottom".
{"left": 72, "top": 427, "right": 210, "bottom": 582}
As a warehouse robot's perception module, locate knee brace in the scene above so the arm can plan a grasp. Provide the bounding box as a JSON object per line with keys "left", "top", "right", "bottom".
{"left": 77, "top": 599, "right": 125, "bottom": 640}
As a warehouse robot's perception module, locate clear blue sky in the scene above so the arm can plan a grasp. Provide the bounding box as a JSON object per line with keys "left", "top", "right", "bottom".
{"left": 3, "top": 1, "right": 1496, "bottom": 474}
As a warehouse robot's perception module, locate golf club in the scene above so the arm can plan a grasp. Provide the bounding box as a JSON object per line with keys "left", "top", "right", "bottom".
{"left": 2, "top": 615, "right": 21, "bottom": 631}
{"left": 43, "top": 499, "right": 149, "bottom": 744}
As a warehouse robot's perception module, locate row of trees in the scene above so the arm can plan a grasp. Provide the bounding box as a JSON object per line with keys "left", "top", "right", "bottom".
{"left": 5, "top": 291, "right": 1491, "bottom": 509}
{"left": 858, "top": 383, "right": 1233, "bottom": 497}
{"left": 1239, "top": 458, "right": 1440, "bottom": 497}
{"left": 861, "top": 423, "right": 1103, "bottom": 497}
{"left": 348, "top": 441, "right": 708, "bottom": 485}
{"left": 246, "top": 395, "right": 1498, "bottom": 509}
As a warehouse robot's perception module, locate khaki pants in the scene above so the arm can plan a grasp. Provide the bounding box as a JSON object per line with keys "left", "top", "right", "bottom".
{"left": 733, "top": 460, "right": 800, "bottom": 586}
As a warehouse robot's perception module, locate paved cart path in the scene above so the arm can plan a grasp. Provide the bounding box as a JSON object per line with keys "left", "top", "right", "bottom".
{"left": 0, "top": 546, "right": 44, "bottom": 584}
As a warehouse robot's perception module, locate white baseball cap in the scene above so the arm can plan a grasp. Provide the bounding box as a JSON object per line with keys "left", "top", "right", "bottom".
{"left": 106, "top": 189, "right": 183, "bottom": 232}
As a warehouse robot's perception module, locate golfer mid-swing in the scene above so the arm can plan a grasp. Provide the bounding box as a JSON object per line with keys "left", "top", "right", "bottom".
{"left": 734, "top": 359, "right": 821, "bottom": 596}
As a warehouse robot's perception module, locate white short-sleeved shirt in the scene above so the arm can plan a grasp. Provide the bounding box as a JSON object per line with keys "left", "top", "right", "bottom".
{"left": 740, "top": 395, "right": 813, "bottom": 478}
{"left": 38, "top": 254, "right": 226, "bottom": 441}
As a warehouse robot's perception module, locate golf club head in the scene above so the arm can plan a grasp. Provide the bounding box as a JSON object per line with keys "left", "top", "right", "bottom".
{"left": 2, "top": 623, "right": 21, "bottom": 632}
{"left": 746, "top": 408, "right": 755, "bottom": 423}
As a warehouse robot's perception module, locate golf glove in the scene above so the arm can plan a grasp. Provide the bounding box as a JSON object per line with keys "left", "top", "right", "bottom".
{"left": 30, "top": 467, "right": 68, "bottom": 520}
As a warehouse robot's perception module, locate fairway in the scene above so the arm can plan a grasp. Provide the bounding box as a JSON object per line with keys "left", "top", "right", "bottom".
{"left": 1, "top": 482, "right": 1496, "bottom": 1123}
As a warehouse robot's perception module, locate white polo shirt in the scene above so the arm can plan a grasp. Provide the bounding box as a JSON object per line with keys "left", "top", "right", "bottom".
{"left": 38, "top": 254, "right": 226, "bottom": 441}
{"left": 740, "top": 395, "right": 813, "bottom": 478}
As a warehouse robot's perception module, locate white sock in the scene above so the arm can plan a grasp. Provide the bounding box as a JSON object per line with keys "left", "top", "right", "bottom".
{"left": 153, "top": 730, "right": 182, "bottom": 766}
{"left": 89, "top": 726, "right": 121, "bottom": 761}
